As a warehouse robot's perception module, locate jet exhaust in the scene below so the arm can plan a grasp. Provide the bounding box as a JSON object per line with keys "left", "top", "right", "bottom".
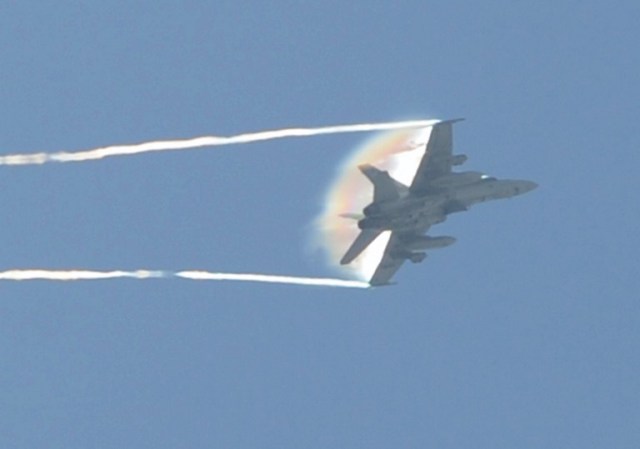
{"left": 0, "top": 269, "right": 369, "bottom": 289}
{"left": 0, "top": 120, "right": 438, "bottom": 166}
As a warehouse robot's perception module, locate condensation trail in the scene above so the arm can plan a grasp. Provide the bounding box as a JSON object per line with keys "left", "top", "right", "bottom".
{"left": 0, "top": 269, "right": 165, "bottom": 281}
{"left": 175, "top": 271, "right": 369, "bottom": 288}
{"left": 0, "top": 269, "right": 369, "bottom": 288}
{"left": 0, "top": 120, "right": 437, "bottom": 166}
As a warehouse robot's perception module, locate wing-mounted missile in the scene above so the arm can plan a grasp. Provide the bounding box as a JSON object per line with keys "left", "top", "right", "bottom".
{"left": 421, "top": 150, "right": 467, "bottom": 173}
{"left": 408, "top": 252, "right": 426, "bottom": 263}
{"left": 451, "top": 154, "right": 468, "bottom": 166}
{"left": 401, "top": 235, "right": 456, "bottom": 251}
{"left": 389, "top": 248, "right": 427, "bottom": 263}
{"left": 388, "top": 235, "right": 456, "bottom": 264}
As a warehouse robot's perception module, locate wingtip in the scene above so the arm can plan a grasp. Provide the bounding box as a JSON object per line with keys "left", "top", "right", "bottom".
{"left": 340, "top": 253, "right": 355, "bottom": 265}
{"left": 368, "top": 281, "right": 397, "bottom": 288}
{"left": 438, "top": 117, "right": 465, "bottom": 125}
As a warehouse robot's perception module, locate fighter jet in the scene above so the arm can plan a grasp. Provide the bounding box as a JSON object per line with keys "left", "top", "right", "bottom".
{"left": 340, "top": 119, "right": 537, "bottom": 286}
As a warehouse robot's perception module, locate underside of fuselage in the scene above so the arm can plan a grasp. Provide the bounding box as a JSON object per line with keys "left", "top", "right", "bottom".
{"left": 357, "top": 177, "right": 535, "bottom": 232}
{"left": 358, "top": 191, "right": 454, "bottom": 232}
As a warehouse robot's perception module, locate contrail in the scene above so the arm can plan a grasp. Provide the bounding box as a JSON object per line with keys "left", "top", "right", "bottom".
{"left": 0, "top": 269, "right": 166, "bottom": 281}
{"left": 175, "top": 271, "right": 369, "bottom": 288}
{"left": 0, "top": 119, "right": 440, "bottom": 166}
{"left": 0, "top": 269, "right": 369, "bottom": 288}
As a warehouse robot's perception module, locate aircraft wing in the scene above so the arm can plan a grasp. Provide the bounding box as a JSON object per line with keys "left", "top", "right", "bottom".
{"left": 368, "top": 227, "right": 430, "bottom": 286}
{"left": 368, "top": 232, "right": 406, "bottom": 286}
{"left": 409, "top": 120, "right": 460, "bottom": 194}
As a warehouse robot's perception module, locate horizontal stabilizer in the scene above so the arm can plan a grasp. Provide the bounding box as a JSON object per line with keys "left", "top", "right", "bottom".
{"left": 340, "top": 229, "right": 383, "bottom": 265}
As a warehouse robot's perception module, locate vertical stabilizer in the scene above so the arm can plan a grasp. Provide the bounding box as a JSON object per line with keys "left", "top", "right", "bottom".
{"left": 358, "top": 164, "right": 407, "bottom": 203}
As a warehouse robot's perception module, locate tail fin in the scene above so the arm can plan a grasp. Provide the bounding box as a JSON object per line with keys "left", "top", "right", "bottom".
{"left": 358, "top": 164, "right": 407, "bottom": 203}
{"left": 340, "top": 229, "right": 383, "bottom": 265}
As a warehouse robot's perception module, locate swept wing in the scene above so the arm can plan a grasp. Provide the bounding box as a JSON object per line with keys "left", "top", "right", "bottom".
{"left": 368, "top": 120, "right": 457, "bottom": 285}
{"left": 368, "top": 228, "right": 429, "bottom": 286}
{"left": 409, "top": 119, "right": 462, "bottom": 194}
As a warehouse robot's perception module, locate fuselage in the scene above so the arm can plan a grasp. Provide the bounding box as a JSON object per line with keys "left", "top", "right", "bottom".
{"left": 358, "top": 174, "right": 537, "bottom": 232}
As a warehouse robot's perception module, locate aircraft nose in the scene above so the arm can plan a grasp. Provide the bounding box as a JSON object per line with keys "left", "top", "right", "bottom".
{"left": 515, "top": 180, "right": 538, "bottom": 194}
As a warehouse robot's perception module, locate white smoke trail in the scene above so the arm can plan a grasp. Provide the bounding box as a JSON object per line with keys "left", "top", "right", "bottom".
{"left": 175, "top": 271, "right": 369, "bottom": 288}
{"left": 0, "top": 269, "right": 165, "bottom": 281}
{"left": 0, "top": 269, "right": 369, "bottom": 288}
{"left": 0, "top": 120, "right": 438, "bottom": 166}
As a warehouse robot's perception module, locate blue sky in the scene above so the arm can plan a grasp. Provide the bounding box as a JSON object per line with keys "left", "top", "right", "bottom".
{"left": 1, "top": 1, "right": 638, "bottom": 448}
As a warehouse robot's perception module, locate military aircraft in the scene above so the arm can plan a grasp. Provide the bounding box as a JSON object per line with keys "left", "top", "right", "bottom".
{"left": 340, "top": 119, "right": 537, "bottom": 286}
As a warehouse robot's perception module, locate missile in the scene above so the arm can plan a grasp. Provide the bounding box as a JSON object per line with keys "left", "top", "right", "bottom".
{"left": 402, "top": 235, "right": 456, "bottom": 251}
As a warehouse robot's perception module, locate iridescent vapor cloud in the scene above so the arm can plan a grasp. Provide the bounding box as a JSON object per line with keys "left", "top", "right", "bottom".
{"left": 314, "top": 121, "right": 439, "bottom": 281}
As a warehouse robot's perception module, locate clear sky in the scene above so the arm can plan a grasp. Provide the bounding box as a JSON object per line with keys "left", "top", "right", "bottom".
{"left": 1, "top": 1, "right": 638, "bottom": 448}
